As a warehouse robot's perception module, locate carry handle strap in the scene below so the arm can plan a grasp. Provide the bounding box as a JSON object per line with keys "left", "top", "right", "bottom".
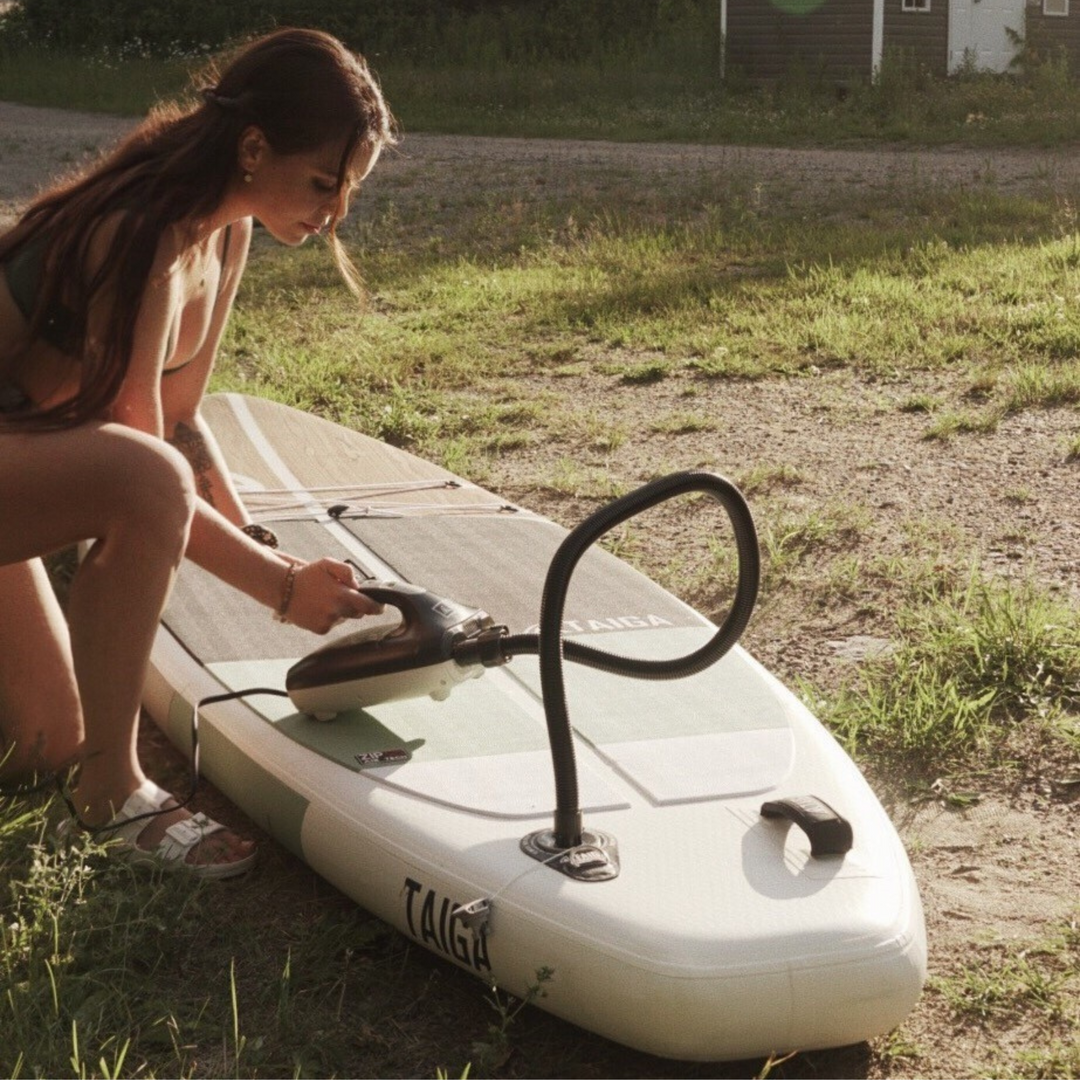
{"left": 760, "top": 795, "right": 853, "bottom": 858}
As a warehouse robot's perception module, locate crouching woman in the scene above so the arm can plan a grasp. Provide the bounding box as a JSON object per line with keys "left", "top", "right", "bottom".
{"left": 0, "top": 28, "right": 396, "bottom": 876}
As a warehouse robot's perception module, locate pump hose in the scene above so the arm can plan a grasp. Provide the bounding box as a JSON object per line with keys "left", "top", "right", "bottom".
{"left": 494, "top": 470, "right": 760, "bottom": 848}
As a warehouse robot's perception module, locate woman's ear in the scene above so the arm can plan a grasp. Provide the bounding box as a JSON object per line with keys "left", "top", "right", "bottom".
{"left": 238, "top": 126, "right": 268, "bottom": 177}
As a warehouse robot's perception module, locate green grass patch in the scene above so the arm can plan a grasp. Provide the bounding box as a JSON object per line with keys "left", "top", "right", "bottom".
{"left": 1008, "top": 1041, "right": 1080, "bottom": 1080}
{"left": 939, "top": 949, "right": 1071, "bottom": 1023}
{"left": 757, "top": 501, "right": 871, "bottom": 589}
{"left": 648, "top": 410, "right": 717, "bottom": 435}
{"left": 899, "top": 393, "right": 940, "bottom": 414}
{"left": 0, "top": 793, "right": 483, "bottom": 1078}
{"left": 9, "top": 34, "right": 1080, "bottom": 148}
{"left": 932, "top": 913, "right": 1079, "bottom": 1075}
{"left": 820, "top": 570, "right": 1080, "bottom": 768}
{"left": 923, "top": 406, "right": 1006, "bottom": 440}
{"left": 214, "top": 189, "right": 1080, "bottom": 471}
{"left": 1003, "top": 362, "right": 1080, "bottom": 411}
{"left": 0, "top": 44, "right": 196, "bottom": 114}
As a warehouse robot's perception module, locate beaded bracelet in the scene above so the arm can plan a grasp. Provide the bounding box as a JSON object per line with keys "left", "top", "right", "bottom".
{"left": 242, "top": 523, "right": 279, "bottom": 549}
{"left": 275, "top": 563, "right": 298, "bottom": 623}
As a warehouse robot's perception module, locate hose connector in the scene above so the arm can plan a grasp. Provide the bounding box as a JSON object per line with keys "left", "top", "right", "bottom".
{"left": 452, "top": 624, "right": 512, "bottom": 668}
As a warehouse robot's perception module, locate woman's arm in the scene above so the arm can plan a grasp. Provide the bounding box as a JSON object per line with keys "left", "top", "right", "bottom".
{"left": 158, "top": 218, "right": 251, "bottom": 525}
{"left": 111, "top": 219, "right": 379, "bottom": 632}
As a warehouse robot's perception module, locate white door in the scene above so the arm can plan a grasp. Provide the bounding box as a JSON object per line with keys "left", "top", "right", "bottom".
{"left": 948, "top": 0, "right": 1025, "bottom": 72}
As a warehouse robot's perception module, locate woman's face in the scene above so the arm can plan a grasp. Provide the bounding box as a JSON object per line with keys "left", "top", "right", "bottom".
{"left": 241, "top": 132, "right": 380, "bottom": 246}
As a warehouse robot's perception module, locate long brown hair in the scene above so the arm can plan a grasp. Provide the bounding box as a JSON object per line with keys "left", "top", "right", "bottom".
{"left": 0, "top": 28, "right": 396, "bottom": 430}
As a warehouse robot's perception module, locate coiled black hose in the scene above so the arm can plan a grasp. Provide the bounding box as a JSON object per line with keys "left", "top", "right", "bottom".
{"left": 493, "top": 470, "right": 760, "bottom": 848}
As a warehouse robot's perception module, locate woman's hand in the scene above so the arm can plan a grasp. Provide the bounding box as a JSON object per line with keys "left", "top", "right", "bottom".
{"left": 279, "top": 557, "right": 384, "bottom": 634}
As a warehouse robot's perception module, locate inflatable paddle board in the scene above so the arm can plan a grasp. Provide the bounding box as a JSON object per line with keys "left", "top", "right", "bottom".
{"left": 143, "top": 392, "right": 926, "bottom": 1062}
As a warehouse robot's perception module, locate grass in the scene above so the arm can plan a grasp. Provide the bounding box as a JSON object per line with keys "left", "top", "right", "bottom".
{"left": 0, "top": 45, "right": 198, "bottom": 114}
{"left": 2, "top": 44, "right": 1080, "bottom": 1080}
{"left": 757, "top": 501, "right": 871, "bottom": 589}
{"left": 931, "top": 914, "right": 1080, "bottom": 1076}
{"left": 217, "top": 178, "right": 1080, "bottom": 459}
{"left": 821, "top": 569, "right": 1080, "bottom": 768}
{"left": 0, "top": 811, "right": 458, "bottom": 1077}
{"left": 8, "top": 34, "right": 1080, "bottom": 148}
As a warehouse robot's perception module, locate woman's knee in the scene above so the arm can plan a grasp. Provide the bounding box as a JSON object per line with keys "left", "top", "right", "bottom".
{"left": 99, "top": 430, "right": 197, "bottom": 547}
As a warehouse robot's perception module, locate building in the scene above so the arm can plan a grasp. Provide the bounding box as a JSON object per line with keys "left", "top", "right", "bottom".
{"left": 720, "top": 0, "right": 1058, "bottom": 85}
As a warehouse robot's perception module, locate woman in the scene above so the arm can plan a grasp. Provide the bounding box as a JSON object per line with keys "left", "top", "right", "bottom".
{"left": 0, "top": 28, "right": 396, "bottom": 876}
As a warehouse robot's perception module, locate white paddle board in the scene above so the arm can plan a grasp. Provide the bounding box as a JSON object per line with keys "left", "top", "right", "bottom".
{"left": 143, "top": 392, "right": 926, "bottom": 1062}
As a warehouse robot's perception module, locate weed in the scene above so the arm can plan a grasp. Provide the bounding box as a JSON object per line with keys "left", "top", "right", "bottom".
{"left": 899, "top": 393, "right": 938, "bottom": 414}
{"left": 648, "top": 410, "right": 717, "bottom": 435}
{"left": 1008, "top": 1041, "right": 1080, "bottom": 1079}
{"left": 818, "top": 553, "right": 869, "bottom": 605}
{"left": 1004, "top": 362, "right": 1080, "bottom": 411}
{"left": 436, "top": 1064, "right": 473, "bottom": 1080}
{"left": 755, "top": 1050, "right": 799, "bottom": 1078}
{"left": 618, "top": 360, "right": 671, "bottom": 384}
{"left": 943, "top": 953, "right": 1065, "bottom": 1020}
{"left": 937, "top": 922, "right": 1077, "bottom": 1027}
{"left": 876, "top": 1028, "right": 923, "bottom": 1063}
{"left": 467, "top": 967, "right": 554, "bottom": 1076}
{"left": 738, "top": 463, "right": 805, "bottom": 495}
{"left": 758, "top": 501, "right": 870, "bottom": 586}
{"left": 566, "top": 409, "right": 629, "bottom": 452}
{"left": 539, "top": 460, "right": 628, "bottom": 501}
{"left": 923, "top": 406, "right": 1005, "bottom": 440}
{"left": 821, "top": 569, "right": 1080, "bottom": 766}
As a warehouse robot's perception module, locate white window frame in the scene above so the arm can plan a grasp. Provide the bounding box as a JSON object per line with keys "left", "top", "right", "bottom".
{"left": 902, "top": 0, "right": 931, "bottom": 11}
{"left": 1044, "top": 0, "right": 1069, "bottom": 16}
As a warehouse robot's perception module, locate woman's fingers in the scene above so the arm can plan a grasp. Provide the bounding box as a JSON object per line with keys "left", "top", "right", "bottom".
{"left": 288, "top": 557, "right": 386, "bottom": 632}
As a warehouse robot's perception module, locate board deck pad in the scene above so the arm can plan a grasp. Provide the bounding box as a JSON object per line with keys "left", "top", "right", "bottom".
{"left": 162, "top": 394, "right": 795, "bottom": 810}
{"left": 339, "top": 514, "right": 701, "bottom": 634}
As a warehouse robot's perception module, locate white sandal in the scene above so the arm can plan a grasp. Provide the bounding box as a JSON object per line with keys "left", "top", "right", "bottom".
{"left": 61, "top": 779, "right": 257, "bottom": 880}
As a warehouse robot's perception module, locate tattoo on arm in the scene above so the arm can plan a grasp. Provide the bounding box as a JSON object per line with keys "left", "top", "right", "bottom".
{"left": 169, "top": 421, "right": 215, "bottom": 505}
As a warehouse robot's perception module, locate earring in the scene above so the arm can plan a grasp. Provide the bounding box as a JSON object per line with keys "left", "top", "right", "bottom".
{"left": 243, "top": 172, "right": 253, "bottom": 184}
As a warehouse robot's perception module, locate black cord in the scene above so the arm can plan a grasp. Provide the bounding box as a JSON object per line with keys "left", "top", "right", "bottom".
{"left": 61, "top": 687, "right": 290, "bottom": 837}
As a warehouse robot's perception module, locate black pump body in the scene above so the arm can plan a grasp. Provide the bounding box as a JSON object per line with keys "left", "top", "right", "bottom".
{"left": 286, "top": 581, "right": 496, "bottom": 719}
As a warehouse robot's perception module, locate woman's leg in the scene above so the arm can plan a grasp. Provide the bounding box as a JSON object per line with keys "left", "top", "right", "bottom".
{"left": 0, "top": 422, "right": 253, "bottom": 868}
{"left": 0, "top": 558, "right": 83, "bottom": 779}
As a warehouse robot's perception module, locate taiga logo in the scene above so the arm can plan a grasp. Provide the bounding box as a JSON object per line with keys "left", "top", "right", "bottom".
{"left": 522, "top": 614, "right": 675, "bottom": 635}
{"left": 403, "top": 877, "right": 491, "bottom": 973}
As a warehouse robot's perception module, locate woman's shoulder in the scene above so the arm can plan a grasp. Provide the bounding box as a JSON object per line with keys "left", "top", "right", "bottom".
{"left": 86, "top": 208, "right": 163, "bottom": 270}
{"left": 85, "top": 214, "right": 252, "bottom": 286}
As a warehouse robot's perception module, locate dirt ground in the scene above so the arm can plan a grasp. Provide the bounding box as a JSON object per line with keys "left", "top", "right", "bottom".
{"left": 1, "top": 100, "right": 1077, "bottom": 1077}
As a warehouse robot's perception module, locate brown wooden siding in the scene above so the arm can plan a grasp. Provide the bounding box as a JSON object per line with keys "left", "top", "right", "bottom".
{"left": 883, "top": 1, "right": 949, "bottom": 76}
{"left": 1024, "top": 0, "right": 1080, "bottom": 72}
{"left": 725, "top": 0, "right": 874, "bottom": 85}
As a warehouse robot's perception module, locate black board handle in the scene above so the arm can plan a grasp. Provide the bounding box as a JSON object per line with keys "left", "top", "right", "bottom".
{"left": 760, "top": 795, "right": 853, "bottom": 858}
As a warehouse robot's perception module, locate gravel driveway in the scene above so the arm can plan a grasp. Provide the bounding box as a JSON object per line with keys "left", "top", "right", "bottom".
{"left": 4, "top": 98, "right": 1080, "bottom": 227}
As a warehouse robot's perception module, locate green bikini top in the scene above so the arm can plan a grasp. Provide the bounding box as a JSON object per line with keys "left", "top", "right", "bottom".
{"left": 3, "top": 235, "right": 76, "bottom": 350}
{"left": 3, "top": 223, "right": 233, "bottom": 364}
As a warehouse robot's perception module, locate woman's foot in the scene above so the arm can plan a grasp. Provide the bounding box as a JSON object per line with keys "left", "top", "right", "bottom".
{"left": 63, "top": 779, "right": 257, "bottom": 879}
